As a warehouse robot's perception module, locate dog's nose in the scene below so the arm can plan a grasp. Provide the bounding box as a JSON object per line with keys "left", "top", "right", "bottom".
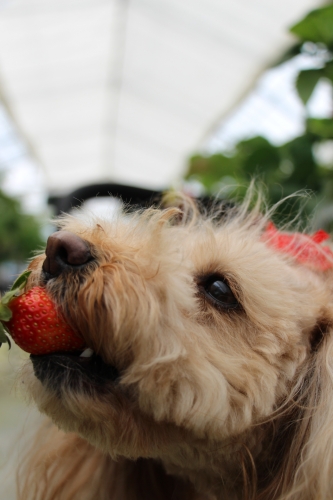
{"left": 42, "top": 231, "right": 92, "bottom": 277}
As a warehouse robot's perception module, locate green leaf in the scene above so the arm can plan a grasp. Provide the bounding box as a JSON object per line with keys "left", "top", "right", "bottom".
{"left": 323, "top": 61, "right": 333, "bottom": 83}
{"left": 10, "top": 270, "right": 31, "bottom": 291}
{"left": 307, "top": 118, "right": 333, "bottom": 138}
{"left": 1, "top": 269, "right": 31, "bottom": 305}
{"left": 0, "top": 303, "right": 12, "bottom": 322}
{"left": 0, "top": 322, "right": 11, "bottom": 349}
{"left": 0, "top": 269, "right": 31, "bottom": 349}
{"left": 1, "top": 289, "right": 18, "bottom": 305}
{"left": 186, "top": 153, "right": 239, "bottom": 189}
{"left": 237, "top": 137, "right": 281, "bottom": 175}
{"left": 0, "top": 322, "right": 8, "bottom": 343}
{"left": 290, "top": 4, "right": 333, "bottom": 45}
{"left": 296, "top": 69, "right": 323, "bottom": 104}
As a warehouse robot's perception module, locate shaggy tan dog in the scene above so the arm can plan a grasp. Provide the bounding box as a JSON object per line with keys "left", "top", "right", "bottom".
{"left": 17, "top": 195, "right": 333, "bottom": 500}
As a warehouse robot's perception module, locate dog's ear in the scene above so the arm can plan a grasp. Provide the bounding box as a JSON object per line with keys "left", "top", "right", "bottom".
{"left": 265, "top": 325, "right": 333, "bottom": 499}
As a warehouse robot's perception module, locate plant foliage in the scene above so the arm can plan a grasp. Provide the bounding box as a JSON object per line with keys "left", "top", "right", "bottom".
{"left": 186, "top": 3, "right": 333, "bottom": 229}
{"left": 0, "top": 189, "right": 44, "bottom": 263}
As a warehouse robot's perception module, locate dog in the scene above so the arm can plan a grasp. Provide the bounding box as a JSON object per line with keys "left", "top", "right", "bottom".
{"left": 16, "top": 193, "right": 333, "bottom": 500}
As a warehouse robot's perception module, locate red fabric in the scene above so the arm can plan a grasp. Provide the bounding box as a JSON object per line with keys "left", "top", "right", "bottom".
{"left": 262, "top": 223, "right": 333, "bottom": 271}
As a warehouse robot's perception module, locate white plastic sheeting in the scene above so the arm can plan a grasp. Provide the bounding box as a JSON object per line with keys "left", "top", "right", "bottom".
{"left": 0, "top": 0, "right": 324, "bottom": 195}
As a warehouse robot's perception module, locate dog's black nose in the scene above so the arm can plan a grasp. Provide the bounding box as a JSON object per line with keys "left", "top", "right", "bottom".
{"left": 42, "top": 231, "right": 92, "bottom": 277}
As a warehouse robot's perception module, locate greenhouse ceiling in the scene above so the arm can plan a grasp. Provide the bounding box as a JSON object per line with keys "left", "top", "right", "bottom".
{"left": 0, "top": 0, "right": 325, "bottom": 196}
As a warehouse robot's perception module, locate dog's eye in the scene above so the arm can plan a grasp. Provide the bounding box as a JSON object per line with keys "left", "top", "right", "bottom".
{"left": 204, "top": 278, "right": 239, "bottom": 309}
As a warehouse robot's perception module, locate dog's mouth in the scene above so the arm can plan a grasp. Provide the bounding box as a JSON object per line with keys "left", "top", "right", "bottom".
{"left": 30, "top": 348, "right": 120, "bottom": 393}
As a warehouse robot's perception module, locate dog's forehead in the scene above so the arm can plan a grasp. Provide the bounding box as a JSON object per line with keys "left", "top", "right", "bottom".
{"left": 70, "top": 212, "right": 254, "bottom": 255}
{"left": 186, "top": 223, "right": 282, "bottom": 277}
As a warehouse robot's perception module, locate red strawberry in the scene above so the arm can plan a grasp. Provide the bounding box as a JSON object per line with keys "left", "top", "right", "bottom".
{"left": 4, "top": 286, "right": 86, "bottom": 355}
{"left": 263, "top": 222, "right": 333, "bottom": 271}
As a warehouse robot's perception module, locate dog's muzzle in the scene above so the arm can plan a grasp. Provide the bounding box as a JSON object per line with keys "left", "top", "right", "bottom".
{"left": 35, "top": 231, "right": 113, "bottom": 391}
{"left": 31, "top": 351, "right": 120, "bottom": 392}
{"left": 42, "top": 231, "right": 93, "bottom": 279}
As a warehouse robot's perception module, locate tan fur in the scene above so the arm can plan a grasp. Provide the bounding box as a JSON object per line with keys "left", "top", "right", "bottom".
{"left": 17, "top": 195, "right": 333, "bottom": 499}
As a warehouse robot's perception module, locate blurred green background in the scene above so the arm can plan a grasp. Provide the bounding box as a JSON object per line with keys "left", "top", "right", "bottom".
{"left": 0, "top": 188, "right": 44, "bottom": 289}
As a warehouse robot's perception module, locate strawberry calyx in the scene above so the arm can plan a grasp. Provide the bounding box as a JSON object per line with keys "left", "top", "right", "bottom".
{"left": 0, "top": 270, "right": 31, "bottom": 349}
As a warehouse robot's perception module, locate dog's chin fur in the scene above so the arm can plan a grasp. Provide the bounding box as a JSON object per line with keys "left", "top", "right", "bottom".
{"left": 17, "top": 195, "right": 333, "bottom": 500}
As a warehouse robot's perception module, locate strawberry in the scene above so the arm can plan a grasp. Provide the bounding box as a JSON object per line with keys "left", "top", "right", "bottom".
{"left": 0, "top": 271, "right": 86, "bottom": 355}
